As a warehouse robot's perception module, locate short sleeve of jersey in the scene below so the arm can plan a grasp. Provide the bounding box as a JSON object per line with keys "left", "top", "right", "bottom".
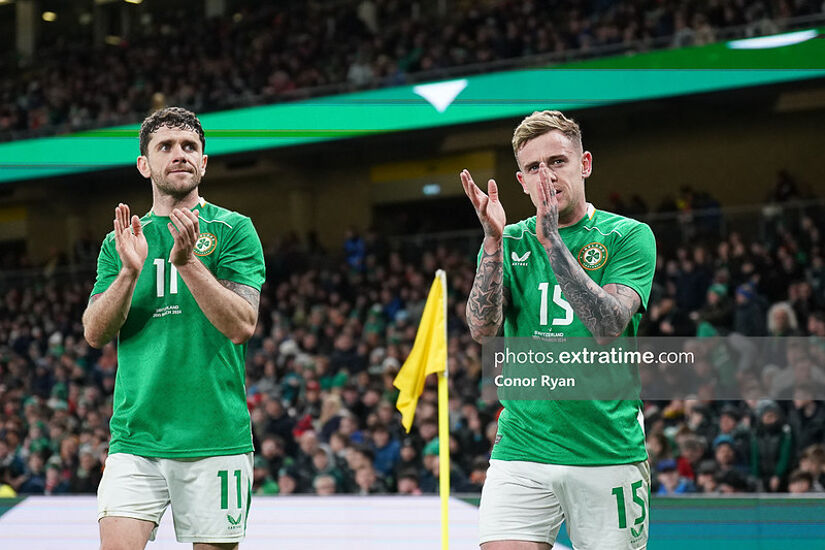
{"left": 90, "top": 234, "right": 120, "bottom": 300}
{"left": 215, "top": 218, "right": 266, "bottom": 291}
{"left": 601, "top": 222, "right": 656, "bottom": 310}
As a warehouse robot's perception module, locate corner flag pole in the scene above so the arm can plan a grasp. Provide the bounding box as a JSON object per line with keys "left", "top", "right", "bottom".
{"left": 436, "top": 269, "right": 450, "bottom": 550}
{"left": 391, "top": 269, "right": 450, "bottom": 548}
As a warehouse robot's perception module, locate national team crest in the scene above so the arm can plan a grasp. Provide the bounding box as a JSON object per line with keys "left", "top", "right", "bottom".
{"left": 194, "top": 232, "right": 217, "bottom": 256}
{"left": 578, "top": 242, "right": 608, "bottom": 270}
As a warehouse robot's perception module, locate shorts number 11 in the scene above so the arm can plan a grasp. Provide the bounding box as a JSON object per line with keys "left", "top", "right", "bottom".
{"left": 218, "top": 469, "right": 242, "bottom": 510}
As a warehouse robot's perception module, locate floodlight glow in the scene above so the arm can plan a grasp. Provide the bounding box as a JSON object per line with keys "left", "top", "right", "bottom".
{"left": 422, "top": 184, "right": 442, "bottom": 196}
{"left": 728, "top": 30, "right": 817, "bottom": 50}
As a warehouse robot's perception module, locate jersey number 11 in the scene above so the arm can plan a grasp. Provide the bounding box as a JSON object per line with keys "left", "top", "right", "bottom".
{"left": 153, "top": 258, "right": 179, "bottom": 297}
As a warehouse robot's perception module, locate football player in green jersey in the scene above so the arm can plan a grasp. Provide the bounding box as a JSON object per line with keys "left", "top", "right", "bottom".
{"left": 463, "top": 110, "right": 655, "bottom": 549}
{"left": 83, "top": 107, "right": 265, "bottom": 550}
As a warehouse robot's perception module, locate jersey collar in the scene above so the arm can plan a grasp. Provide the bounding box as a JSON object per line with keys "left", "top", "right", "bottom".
{"left": 149, "top": 196, "right": 206, "bottom": 218}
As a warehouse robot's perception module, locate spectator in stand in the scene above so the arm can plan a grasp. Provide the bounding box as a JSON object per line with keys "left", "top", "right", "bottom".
{"left": 396, "top": 469, "right": 422, "bottom": 495}
{"left": 344, "top": 228, "right": 367, "bottom": 273}
{"left": 371, "top": 423, "right": 401, "bottom": 478}
{"left": 771, "top": 350, "right": 825, "bottom": 400}
{"left": 313, "top": 474, "right": 338, "bottom": 495}
{"left": 277, "top": 468, "right": 299, "bottom": 496}
{"left": 685, "top": 403, "right": 716, "bottom": 447}
{"left": 294, "top": 430, "right": 322, "bottom": 491}
{"left": 253, "top": 456, "right": 279, "bottom": 496}
{"left": 795, "top": 281, "right": 822, "bottom": 325}
{"left": 733, "top": 283, "right": 768, "bottom": 336}
{"left": 17, "top": 452, "right": 46, "bottom": 494}
{"left": 355, "top": 463, "right": 388, "bottom": 495}
{"left": 712, "top": 435, "right": 748, "bottom": 477}
{"left": 695, "top": 460, "right": 720, "bottom": 493}
{"left": 717, "top": 469, "right": 751, "bottom": 493}
{"left": 787, "top": 469, "right": 815, "bottom": 494}
{"left": 42, "top": 459, "right": 68, "bottom": 495}
{"left": 788, "top": 388, "right": 825, "bottom": 452}
{"left": 767, "top": 302, "right": 801, "bottom": 338}
{"left": 692, "top": 283, "right": 733, "bottom": 334}
{"left": 344, "top": 444, "right": 375, "bottom": 490}
{"left": 750, "top": 400, "right": 794, "bottom": 492}
{"left": 675, "top": 254, "right": 711, "bottom": 314}
{"left": 716, "top": 404, "right": 751, "bottom": 461}
{"left": 338, "top": 412, "right": 366, "bottom": 445}
{"left": 798, "top": 445, "right": 825, "bottom": 491}
{"left": 395, "top": 438, "right": 422, "bottom": 478}
{"left": 676, "top": 434, "right": 707, "bottom": 482}
{"left": 418, "top": 437, "right": 473, "bottom": 494}
{"left": 311, "top": 447, "right": 345, "bottom": 492}
{"left": 69, "top": 445, "right": 101, "bottom": 493}
{"left": 453, "top": 401, "right": 489, "bottom": 472}
{"left": 645, "top": 295, "right": 695, "bottom": 336}
{"left": 256, "top": 434, "right": 292, "bottom": 475}
{"left": 466, "top": 457, "right": 490, "bottom": 492}
{"left": 655, "top": 458, "right": 696, "bottom": 495}
{"left": 646, "top": 432, "right": 673, "bottom": 471}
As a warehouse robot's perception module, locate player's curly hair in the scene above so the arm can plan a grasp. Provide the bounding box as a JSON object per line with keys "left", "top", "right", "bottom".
{"left": 512, "top": 110, "right": 582, "bottom": 160}
{"left": 139, "top": 107, "right": 205, "bottom": 156}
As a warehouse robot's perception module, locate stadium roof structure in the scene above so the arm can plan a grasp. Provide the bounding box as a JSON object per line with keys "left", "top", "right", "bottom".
{"left": 0, "top": 28, "right": 824, "bottom": 185}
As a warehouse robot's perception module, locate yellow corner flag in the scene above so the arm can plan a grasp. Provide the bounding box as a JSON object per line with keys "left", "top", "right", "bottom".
{"left": 394, "top": 270, "right": 451, "bottom": 550}
{"left": 394, "top": 270, "right": 448, "bottom": 432}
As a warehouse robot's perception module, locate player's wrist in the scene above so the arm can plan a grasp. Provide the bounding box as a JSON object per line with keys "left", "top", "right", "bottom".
{"left": 541, "top": 232, "right": 563, "bottom": 252}
{"left": 482, "top": 234, "right": 502, "bottom": 252}
{"left": 171, "top": 254, "right": 199, "bottom": 269}
{"left": 119, "top": 265, "right": 142, "bottom": 279}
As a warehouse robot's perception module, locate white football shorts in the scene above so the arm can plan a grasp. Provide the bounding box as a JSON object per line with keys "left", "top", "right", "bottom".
{"left": 97, "top": 452, "right": 253, "bottom": 543}
{"left": 479, "top": 458, "right": 650, "bottom": 549}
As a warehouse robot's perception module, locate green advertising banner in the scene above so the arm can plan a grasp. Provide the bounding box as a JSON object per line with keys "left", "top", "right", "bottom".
{"left": 0, "top": 28, "right": 823, "bottom": 184}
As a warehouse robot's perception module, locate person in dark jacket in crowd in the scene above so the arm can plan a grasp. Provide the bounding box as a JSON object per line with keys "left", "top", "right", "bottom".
{"left": 750, "top": 400, "right": 794, "bottom": 492}
{"left": 733, "top": 283, "right": 768, "bottom": 336}
{"left": 787, "top": 389, "right": 825, "bottom": 454}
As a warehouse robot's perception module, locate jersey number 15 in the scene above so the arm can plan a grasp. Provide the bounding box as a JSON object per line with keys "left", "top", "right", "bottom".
{"left": 537, "top": 283, "right": 573, "bottom": 326}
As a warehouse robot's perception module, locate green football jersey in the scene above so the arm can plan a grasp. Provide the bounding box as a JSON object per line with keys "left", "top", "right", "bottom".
{"left": 91, "top": 198, "right": 265, "bottom": 458}
{"left": 487, "top": 203, "right": 656, "bottom": 465}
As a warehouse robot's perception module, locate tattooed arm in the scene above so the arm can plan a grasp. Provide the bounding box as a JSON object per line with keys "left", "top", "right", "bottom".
{"left": 535, "top": 164, "right": 640, "bottom": 343}
{"left": 545, "top": 241, "right": 640, "bottom": 342}
{"left": 219, "top": 280, "right": 261, "bottom": 312}
{"left": 467, "top": 236, "right": 512, "bottom": 343}
{"left": 461, "top": 169, "right": 509, "bottom": 343}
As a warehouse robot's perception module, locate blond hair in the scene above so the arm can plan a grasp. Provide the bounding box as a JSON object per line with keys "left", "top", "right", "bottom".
{"left": 511, "top": 110, "right": 583, "bottom": 162}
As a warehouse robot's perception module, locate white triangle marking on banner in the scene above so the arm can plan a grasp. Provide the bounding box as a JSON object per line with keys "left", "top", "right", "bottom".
{"left": 413, "top": 79, "right": 469, "bottom": 113}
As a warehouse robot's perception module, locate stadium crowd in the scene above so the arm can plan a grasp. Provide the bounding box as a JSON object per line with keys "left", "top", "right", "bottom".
{"left": 1, "top": 185, "right": 824, "bottom": 498}
{"left": 2, "top": 0, "right": 823, "bottom": 140}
